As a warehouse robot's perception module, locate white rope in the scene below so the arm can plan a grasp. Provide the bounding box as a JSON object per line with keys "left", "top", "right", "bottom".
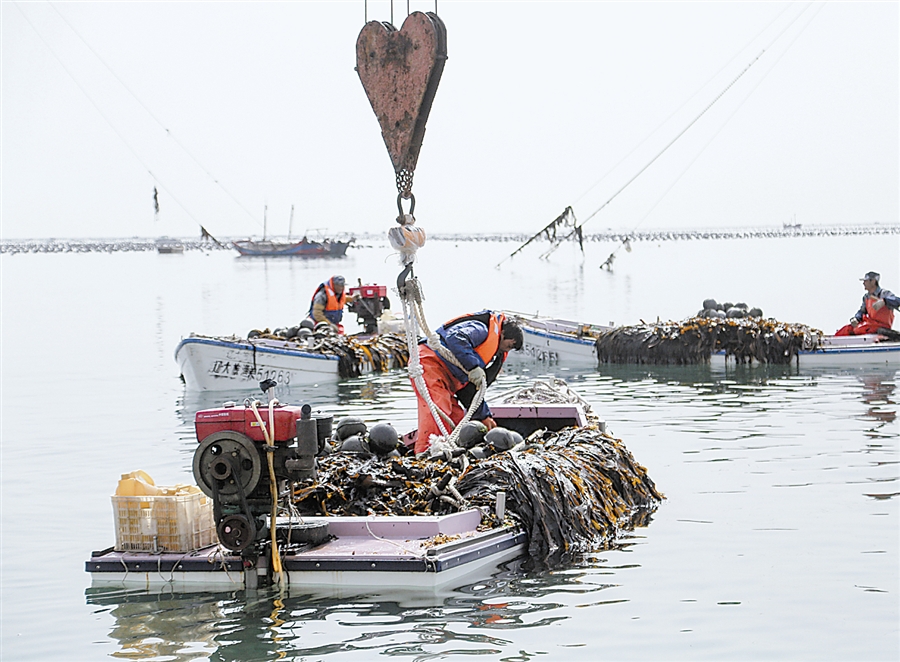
{"left": 393, "top": 236, "right": 486, "bottom": 453}
{"left": 363, "top": 518, "right": 430, "bottom": 560}
{"left": 399, "top": 282, "right": 450, "bottom": 437}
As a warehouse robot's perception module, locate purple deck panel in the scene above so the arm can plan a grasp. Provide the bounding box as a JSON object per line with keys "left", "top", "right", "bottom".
{"left": 298, "top": 509, "right": 482, "bottom": 538}
{"left": 87, "top": 510, "right": 527, "bottom": 579}
{"left": 490, "top": 403, "right": 587, "bottom": 427}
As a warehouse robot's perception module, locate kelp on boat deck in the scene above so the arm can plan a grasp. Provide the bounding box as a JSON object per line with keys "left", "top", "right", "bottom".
{"left": 595, "top": 316, "right": 823, "bottom": 365}
{"left": 243, "top": 330, "right": 410, "bottom": 378}
{"left": 459, "top": 427, "right": 662, "bottom": 563}
{"left": 292, "top": 425, "right": 663, "bottom": 566}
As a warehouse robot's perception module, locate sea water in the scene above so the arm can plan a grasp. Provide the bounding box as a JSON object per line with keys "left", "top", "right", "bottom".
{"left": 1, "top": 235, "right": 898, "bottom": 661}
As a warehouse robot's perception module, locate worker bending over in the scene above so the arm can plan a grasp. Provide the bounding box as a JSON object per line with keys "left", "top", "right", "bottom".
{"left": 413, "top": 310, "right": 523, "bottom": 454}
{"left": 835, "top": 271, "right": 899, "bottom": 336}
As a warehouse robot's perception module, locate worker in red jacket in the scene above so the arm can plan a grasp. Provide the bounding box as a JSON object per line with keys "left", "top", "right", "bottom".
{"left": 413, "top": 310, "right": 523, "bottom": 454}
{"left": 835, "top": 271, "right": 900, "bottom": 336}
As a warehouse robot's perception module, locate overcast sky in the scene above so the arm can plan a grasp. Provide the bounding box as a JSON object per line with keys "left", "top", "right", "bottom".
{"left": 1, "top": 1, "right": 897, "bottom": 240}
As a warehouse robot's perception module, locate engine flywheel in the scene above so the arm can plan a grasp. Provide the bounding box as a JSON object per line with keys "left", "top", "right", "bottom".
{"left": 192, "top": 430, "right": 263, "bottom": 501}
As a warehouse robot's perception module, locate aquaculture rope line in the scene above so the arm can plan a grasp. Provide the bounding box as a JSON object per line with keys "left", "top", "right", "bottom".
{"left": 567, "top": 2, "right": 800, "bottom": 212}
{"left": 543, "top": 2, "right": 819, "bottom": 259}
{"left": 582, "top": 2, "right": 826, "bottom": 269}
{"left": 46, "top": 2, "right": 262, "bottom": 230}
{"left": 499, "top": 3, "right": 820, "bottom": 267}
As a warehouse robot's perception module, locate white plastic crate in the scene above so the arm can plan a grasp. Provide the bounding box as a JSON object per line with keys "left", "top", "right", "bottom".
{"left": 112, "top": 491, "right": 216, "bottom": 552}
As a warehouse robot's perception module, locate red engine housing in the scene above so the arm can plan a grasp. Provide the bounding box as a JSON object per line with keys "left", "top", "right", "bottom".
{"left": 347, "top": 284, "right": 387, "bottom": 299}
{"left": 195, "top": 404, "right": 305, "bottom": 444}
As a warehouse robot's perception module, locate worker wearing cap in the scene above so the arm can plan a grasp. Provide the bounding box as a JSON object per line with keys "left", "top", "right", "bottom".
{"left": 309, "top": 275, "right": 348, "bottom": 329}
{"left": 835, "top": 271, "right": 900, "bottom": 336}
{"left": 413, "top": 310, "right": 523, "bottom": 454}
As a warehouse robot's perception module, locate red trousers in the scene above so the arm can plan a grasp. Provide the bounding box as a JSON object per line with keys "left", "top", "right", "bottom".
{"left": 412, "top": 345, "right": 465, "bottom": 454}
{"left": 835, "top": 319, "right": 885, "bottom": 336}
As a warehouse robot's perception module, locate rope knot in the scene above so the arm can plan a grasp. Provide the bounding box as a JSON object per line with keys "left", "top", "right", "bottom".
{"left": 388, "top": 210, "right": 426, "bottom": 266}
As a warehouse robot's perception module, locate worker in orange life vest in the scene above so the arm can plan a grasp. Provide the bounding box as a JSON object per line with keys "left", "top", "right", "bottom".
{"left": 412, "top": 310, "right": 523, "bottom": 454}
{"left": 309, "top": 275, "right": 354, "bottom": 330}
{"left": 835, "top": 271, "right": 900, "bottom": 336}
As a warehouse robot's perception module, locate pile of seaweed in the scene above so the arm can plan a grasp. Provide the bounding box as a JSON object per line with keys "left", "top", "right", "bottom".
{"left": 595, "top": 316, "right": 823, "bottom": 365}
{"left": 291, "top": 421, "right": 662, "bottom": 566}
{"left": 245, "top": 328, "right": 409, "bottom": 378}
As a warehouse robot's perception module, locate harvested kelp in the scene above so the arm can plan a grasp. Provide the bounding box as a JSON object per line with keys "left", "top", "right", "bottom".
{"left": 292, "top": 424, "right": 662, "bottom": 566}
{"left": 245, "top": 329, "right": 410, "bottom": 378}
{"left": 595, "top": 316, "right": 823, "bottom": 365}
{"left": 457, "top": 426, "right": 662, "bottom": 564}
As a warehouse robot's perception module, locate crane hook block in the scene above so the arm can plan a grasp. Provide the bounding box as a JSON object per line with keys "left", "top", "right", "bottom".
{"left": 356, "top": 11, "right": 447, "bottom": 195}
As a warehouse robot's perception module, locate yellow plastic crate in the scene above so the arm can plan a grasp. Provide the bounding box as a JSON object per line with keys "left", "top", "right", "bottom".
{"left": 112, "top": 491, "right": 216, "bottom": 552}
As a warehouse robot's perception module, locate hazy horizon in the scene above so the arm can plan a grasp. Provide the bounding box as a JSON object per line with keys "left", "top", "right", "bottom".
{"left": 2, "top": 2, "right": 897, "bottom": 241}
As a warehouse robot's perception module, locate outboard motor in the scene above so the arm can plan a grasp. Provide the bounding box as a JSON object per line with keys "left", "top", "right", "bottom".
{"left": 191, "top": 382, "right": 319, "bottom": 553}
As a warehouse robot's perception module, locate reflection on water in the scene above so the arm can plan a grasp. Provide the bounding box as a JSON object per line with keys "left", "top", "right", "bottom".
{"left": 86, "top": 532, "right": 668, "bottom": 661}
{"left": 87, "top": 553, "right": 637, "bottom": 661}
{"left": 857, "top": 371, "right": 897, "bottom": 427}
{"left": 86, "top": 587, "right": 225, "bottom": 660}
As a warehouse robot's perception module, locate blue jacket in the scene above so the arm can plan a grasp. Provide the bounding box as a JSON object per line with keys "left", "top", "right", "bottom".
{"left": 424, "top": 311, "right": 502, "bottom": 420}
{"left": 435, "top": 319, "right": 491, "bottom": 382}
{"left": 854, "top": 287, "right": 900, "bottom": 322}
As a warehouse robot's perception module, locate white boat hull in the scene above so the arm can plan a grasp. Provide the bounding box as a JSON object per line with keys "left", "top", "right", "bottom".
{"left": 715, "top": 334, "right": 900, "bottom": 366}
{"left": 176, "top": 336, "right": 343, "bottom": 391}
{"left": 510, "top": 315, "right": 606, "bottom": 365}
{"left": 512, "top": 314, "right": 900, "bottom": 367}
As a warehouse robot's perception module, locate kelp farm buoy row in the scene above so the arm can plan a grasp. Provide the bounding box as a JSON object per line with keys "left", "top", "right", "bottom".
{"left": 246, "top": 328, "right": 410, "bottom": 379}
{"left": 595, "top": 316, "right": 823, "bottom": 365}
{"left": 291, "top": 420, "right": 663, "bottom": 565}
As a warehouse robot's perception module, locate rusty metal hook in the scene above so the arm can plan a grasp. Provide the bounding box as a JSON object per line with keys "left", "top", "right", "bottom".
{"left": 397, "top": 263, "right": 414, "bottom": 293}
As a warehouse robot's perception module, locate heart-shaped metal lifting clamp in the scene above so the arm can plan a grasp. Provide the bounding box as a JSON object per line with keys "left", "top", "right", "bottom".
{"left": 355, "top": 11, "right": 447, "bottom": 198}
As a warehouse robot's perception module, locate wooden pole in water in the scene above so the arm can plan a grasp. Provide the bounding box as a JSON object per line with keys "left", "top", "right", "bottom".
{"left": 288, "top": 205, "right": 294, "bottom": 241}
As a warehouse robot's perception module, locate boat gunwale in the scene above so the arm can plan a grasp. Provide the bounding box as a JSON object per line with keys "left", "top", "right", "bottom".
{"left": 175, "top": 336, "right": 340, "bottom": 362}
{"left": 517, "top": 314, "right": 900, "bottom": 357}
{"left": 520, "top": 326, "right": 597, "bottom": 347}
{"left": 86, "top": 528, "right": 527, "bottom": 577}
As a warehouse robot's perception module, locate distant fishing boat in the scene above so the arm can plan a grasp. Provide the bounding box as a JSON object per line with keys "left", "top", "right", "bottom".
{"left": 233, "top": 204, "right": 352, "bottom": 257}
{"left": 232, "top": 237, "right": 351, "bottom": 257}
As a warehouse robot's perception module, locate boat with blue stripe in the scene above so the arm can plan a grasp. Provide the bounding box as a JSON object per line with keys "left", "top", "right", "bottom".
{"left": 509, "top": 312, "right": 900, "bottom": 367}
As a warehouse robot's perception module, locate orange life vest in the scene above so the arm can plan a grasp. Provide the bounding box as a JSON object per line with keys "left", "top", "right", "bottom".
{"left": 443, "top": 310, "right": 506, "bottom": 364}
{"left": 865, "top": 295, "right": 894, "bottom": 328}
{"left": 323, "top": 278, "right": 347, "bottom": 312}
{"left": 309, "top": 277, "right": 347, "bottom": 324}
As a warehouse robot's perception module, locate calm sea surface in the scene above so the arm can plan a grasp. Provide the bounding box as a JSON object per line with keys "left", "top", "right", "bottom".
{"left": 1, "top": 235, "right": 898, "bottom": 661}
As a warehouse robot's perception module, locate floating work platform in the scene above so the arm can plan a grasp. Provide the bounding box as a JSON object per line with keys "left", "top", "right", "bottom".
{"left": 86, "top": 510, "right": 525, "bottom": 591}
{"left": 86, "top": 385, "right": 661, "bottom": 594}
